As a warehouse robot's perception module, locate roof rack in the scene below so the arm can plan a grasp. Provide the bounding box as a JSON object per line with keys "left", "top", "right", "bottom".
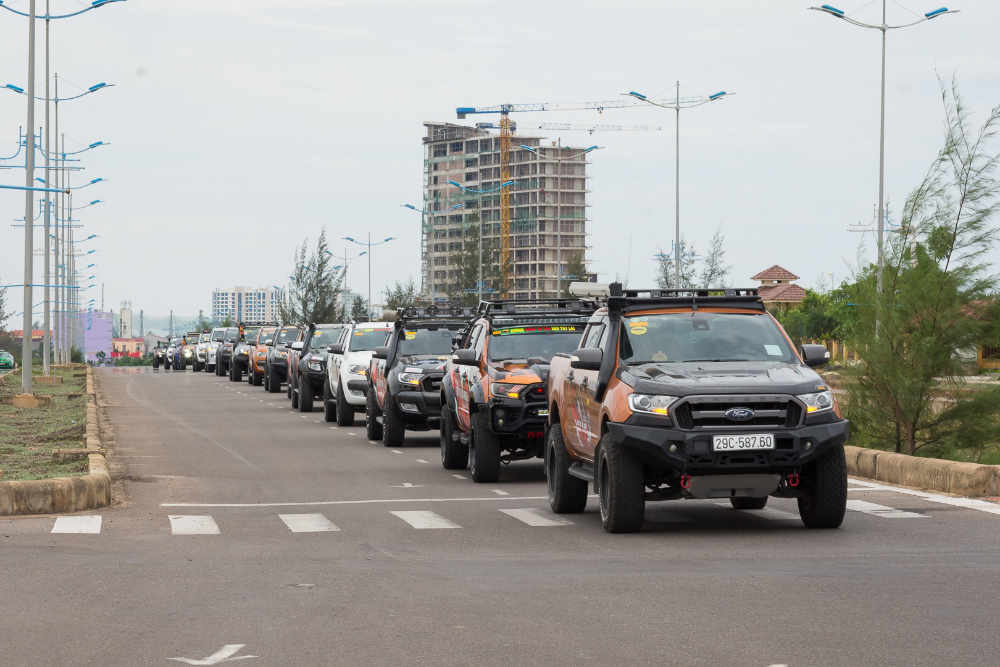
{"left": 397, "top": 303, "right": 475, "bottom": 324}
{"left": 604, "top": 283, "right": 765, "bottom": 313}
{"left": 480, "top": 298, "right": 596, "bottom": 319}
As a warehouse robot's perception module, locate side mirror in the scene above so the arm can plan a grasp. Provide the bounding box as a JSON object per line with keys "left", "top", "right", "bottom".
{"left": 570, "top": 347, "right": 603, "bottom": 371}
{"left": 290, "top": 341, "right": 304, "bottom": 352}
{"left": 452, "top": 348, "right": 479, "bottom": 366}
{"left": 372, "top": 346, "right": 388, "bottom": 360}
{"left": 800, "top": 344, "right": 830, "bottom": 368}
{"left": 328, "top": 343, "right": 345, "bottom": 355}
{"left": 264, "top": 339, "right": 273, "bottom": 346}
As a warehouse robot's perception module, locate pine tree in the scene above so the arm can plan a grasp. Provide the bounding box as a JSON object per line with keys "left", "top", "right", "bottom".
{"left": 655, "top": 239, "right": 698, "bottom": 289}
{"left": 699, "top": 227, "right": 731, "bottom": 289}
{"left": 383, "top": 279, "right": 419, "bottom": 311}
{"left": 350, "top": 295, "right": 369, "bottom": 321}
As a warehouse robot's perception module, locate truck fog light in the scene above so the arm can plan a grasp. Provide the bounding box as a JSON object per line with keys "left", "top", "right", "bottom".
{"left": 400, "top": 402, "right": 419, "bottom": 413}
{"left": 804, "top": 440, "right": 813, "bottom": 450}
{"left": 669, "top": 443, "right": 678, "bottom": 453}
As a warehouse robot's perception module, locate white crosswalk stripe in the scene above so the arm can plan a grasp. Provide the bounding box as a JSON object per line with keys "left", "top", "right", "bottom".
{"left": 390, "top": 510, "right": 461, "bottom": 529}
{"left": 51, "top": 515, "right": 102, "bottom": 534}
{"left": 279, "top": 513, "right": 340, "bottom": 533}
{"left": 169, "top": 515, "right": 221, "bottom": 535}
{"left": 846, "top": 499, "right": 926, "bottom": 518}
{"left": 499, "top": 508, "right": 573, "bottom": 527}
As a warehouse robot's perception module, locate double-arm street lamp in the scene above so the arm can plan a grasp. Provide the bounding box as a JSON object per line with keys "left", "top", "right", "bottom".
{"left": 402, "top": 201, "right": 465, "bottom": 297}
{"left": 343, "top": 235, "right": 396, "bottom": 319}
{"left": 626, "top": 85, "right": 730, "bottom": 287}
{"left": 809, "top": 3, "right": 958, "bottom": 331}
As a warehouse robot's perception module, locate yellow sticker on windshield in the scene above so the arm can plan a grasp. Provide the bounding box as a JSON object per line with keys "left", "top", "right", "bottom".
{"left": 629, "top": 321, "right": 648, "bottom": 336}
{"left": 630, "top": 327, "right": 647, "bottom": 335}
{"left": 405, "top": 331, "right": 416, "bottom": 340}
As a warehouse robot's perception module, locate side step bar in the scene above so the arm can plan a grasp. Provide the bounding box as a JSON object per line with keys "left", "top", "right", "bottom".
{"left": 568, "top": 461, "right": 595, "bottom": 482}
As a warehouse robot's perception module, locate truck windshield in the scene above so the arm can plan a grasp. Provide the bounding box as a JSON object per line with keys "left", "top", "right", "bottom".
{"left": 309, "top": 327, "right": 344, "bottom": 348}
{"left": 488, "top": 324, "right": 584, "bottom": 362}
{"left": 399, "top": 327, "right": 456, "bottom": 356}
{"left": 200, "top": 334, "right": 211, "bottom": 343}
{"left": 224, "top": 328, "right": 239, "bottom": 343}
{"left": 620, "top": 313, "right": 796, "bottom": 364}
{"left": 170, "top": 338, "right": 183, "bottom": 346}
{"left": 243, "top": 327, "right": 261, "bottom": 342}
{"left": 212, "top": 330, "right": 225, "bottom": 342}
{"left": 258, "top": 328, "right": 276, "bottom": 343}
{"left": 276, "top": 328, "right": 299, "bottom": 344}
{"left": 349, "top": 328, "right": 390, "bottom": 352}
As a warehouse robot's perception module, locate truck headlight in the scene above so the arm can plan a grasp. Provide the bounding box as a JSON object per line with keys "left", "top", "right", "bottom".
{"left": 627, "top": 394, "right": 677, "bottom": 416}
{"left": 307, "top": 360, "right": 324, "bottom": 372}
{"left": 399, "top": 372, "right": 422, "bottom": 386}
{"left": 491, "top": 383, "right": 526, "bottom": 399}
{"left": 184, "top": 349, "right": 192, "bottom": 357}
{"left": 797, "top": 390, "right": 834, "bottom": 414}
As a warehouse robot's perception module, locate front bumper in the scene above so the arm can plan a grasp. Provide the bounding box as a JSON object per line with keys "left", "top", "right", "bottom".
{"left": 605, "top": 419, "right": 850, "bottom": 475}
{"left": 395, "top": 389, "right": 442, "bottom": 427}
{"left": 344, "top": 377, "right": 369, "bottom": 404}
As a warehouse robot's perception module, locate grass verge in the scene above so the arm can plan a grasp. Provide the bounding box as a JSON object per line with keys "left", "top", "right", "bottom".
{"left": 0, "top": 366, "right": 88, "bottom": 481}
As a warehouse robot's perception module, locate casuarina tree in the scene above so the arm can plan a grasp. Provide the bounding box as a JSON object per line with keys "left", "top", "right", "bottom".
{"left": 280, "top": 229, "right": 345, "bottom": 327}
{"left": 846, "top": 79, "right": 1000, "bottom": 459}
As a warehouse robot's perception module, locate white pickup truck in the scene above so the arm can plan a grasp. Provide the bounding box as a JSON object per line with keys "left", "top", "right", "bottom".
{"left": 324, "top": 321, "right": 392, "bottom": 426}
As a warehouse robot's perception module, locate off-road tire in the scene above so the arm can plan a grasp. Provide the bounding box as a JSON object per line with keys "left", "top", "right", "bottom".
{"left": 287, "top": 373, "right": 293, "bottom": 399}
{"left": 439, "top": 404, "right": 468, "bottom": 470}
{"left": 323, "top": 379, "right": 337, "bottom": 422}
{"left": 336, "top": 383, "right": 353, "bottom": 427}
{"left": 298, "top": 376, "right": 313, "bottom": 412}
{"left": 468, "top": 412, "right": 501, "bottom": 483}
{"left": 153, "top": 358, "right": 160, "bottom": 370}
{"left": 731, "top": 497, "right": 768, "bottom": 510}
{"left": 597, "top": 437, "right": 645, "bottom": 533}
{"left": 291, "top": 381, "right": 299, "bottom": 409}
{"left": 268, "top": 367, "right": 281, "bottom": 393}
{"left": 365, "top": 389, "right": 383, "bottom": 441}
{"left": 382, "top": 396, "right": 405, "bottom": 447}
{"left": 546, "top": 423, "right": 588, "bottom": 513}
{"left": 229, "top": 360, "right": 240, "bottom": 382}
{"left": 797, "top": 446, "right": 847, "bottom": 529}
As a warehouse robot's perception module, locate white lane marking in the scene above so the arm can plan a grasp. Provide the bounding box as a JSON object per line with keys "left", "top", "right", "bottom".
{"left": 329, "top": 427, "right": 337, "bottom": 430}
{"left": 499, "top": 508, "right": 573, "bottom": 527}
{"left": 347, "top": 432, "right": 357, "bottom": 437}
{"left": 162, "top": 494, "right": 596, "bottom": 508}
{"left": 299, "top": 415, "right": 309, "bottom": 419}
{"left": 491, "top": 489, "right": 510, "bottom": 496}
{"left": 168, "top": 643, "right": 258, "bottom": 665}
{"left": 391, "top": 449, "right": 403, "bottom": 454}
{"left": 714, "top": 502, "right": 799, "bottom": 521}
{"left": 51, "top": 515, "right": 102, "bottom": 534}
{"left": 391, "top": 482, "right": 421, "bottom": 488}
{"left": 846, "top": 499, "right": 926, "bottom": 518}
{"left": 451, "top": 474, "right": 467, "bottom": 480}
{"left": 278, "top": 513, "right": 340, "bottom": 533}
{"left": 391, "top": 510, "right": 461, "bottom": 530}
{"left": 415, "top": 458, "right": 430, "bottom": 464}
{"left": 848, "top": 480, "right": 1000, "bottom": 516}
{"left": 169, "top": 515, "right": 221, "bottom": 535}
{"left": 313, "top": 420, "right": 322, "bottom": 424}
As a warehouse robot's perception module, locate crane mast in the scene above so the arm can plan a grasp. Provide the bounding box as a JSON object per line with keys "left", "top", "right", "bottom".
{"left": 499, "top": 113, "right": 512, "bottom": 296}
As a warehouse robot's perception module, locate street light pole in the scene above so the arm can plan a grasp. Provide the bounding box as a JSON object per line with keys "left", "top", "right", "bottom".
{"left": 42, "top": 0, "right": 51, "bottom": 374}
{"left": 674, "top": 81, "right": 681, "bottom": 287}
{"left": 21, "top": 0, "right": 37, "bottom": 393}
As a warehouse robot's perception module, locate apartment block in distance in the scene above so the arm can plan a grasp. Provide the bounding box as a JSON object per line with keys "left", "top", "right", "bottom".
{"left": 421, "top": 122, "right": 591, "bottom": 301}
{"left": 211, "top": 286, "right": 282, "bottom": 325}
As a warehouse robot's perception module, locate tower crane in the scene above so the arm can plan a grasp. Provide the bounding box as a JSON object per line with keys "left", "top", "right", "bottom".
{"left": 455, "top": 97, "right": 656, "bottom": 295}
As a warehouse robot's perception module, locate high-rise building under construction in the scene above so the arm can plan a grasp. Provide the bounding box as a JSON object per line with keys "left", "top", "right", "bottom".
{"left": 420, "top": 122, "right": 593, "bottom": 302}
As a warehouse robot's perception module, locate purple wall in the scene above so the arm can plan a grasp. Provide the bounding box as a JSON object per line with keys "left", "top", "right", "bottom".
{"left": 75, "top": 311, "right": 113, "bottom": 363}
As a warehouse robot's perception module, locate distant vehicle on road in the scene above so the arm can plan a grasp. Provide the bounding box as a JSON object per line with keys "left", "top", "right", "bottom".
{"left": 264, "top": 325, "right": 302, "bottom": 393}
{"left": 229, "top": 325, "right": 262, "bottom": 382}
{"left": 214, "top": 327, "right": 240, "bottom": 376}
{"left": 204, "top": 327, "right": 226, "bottom": 373}
{"left": 323, "top": 321, "right": 392, "bottom": 425}
{"left": 166, "top": 337, "right": 184, "bottom": 370}
{"left": 193, "top": 331, "right": 211, "bottom": 372}
{"left": 289, "top": 324, "right": 347, "bottom": 412}
{"left": 0, "top": 349, "right": 15, "bottom": 370}
{"left": 366, "top": 306, "right": 466, "bottom": 446}
{"left": 152, "top": 342, "right": 168, "bottom": 370}
{"left": 545, "top": 283, "right": 849, "bottom": 533}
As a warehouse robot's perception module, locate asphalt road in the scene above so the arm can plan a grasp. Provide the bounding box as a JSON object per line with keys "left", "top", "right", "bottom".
{"left": 2, "top": 367, "right": 999, "bottom": 666}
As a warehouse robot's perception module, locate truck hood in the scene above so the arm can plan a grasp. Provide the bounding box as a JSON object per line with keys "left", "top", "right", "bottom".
{"left": 489, "top": 361, "right": 550, "bottom": 385}
{"left": 398, "top": 354, "right": 449, "bottom": 373}
{"left": 621, "top": 361, "right": 826, "bottom": 396}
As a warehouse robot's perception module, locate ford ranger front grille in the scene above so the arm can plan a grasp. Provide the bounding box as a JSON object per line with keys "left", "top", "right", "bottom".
{"left": 673, "top": 395, "right": 802, "bottom": 430}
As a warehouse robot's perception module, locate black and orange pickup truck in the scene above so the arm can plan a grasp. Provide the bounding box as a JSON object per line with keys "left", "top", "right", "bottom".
{"left": 440, "top": 299, "right": 592, "bottom": 482}
{"left": 545, "top": 283, "right": 849, "bottom": 533}
{"left": 366, "top": 306, "right": 467, "bottom": 446}
{"left": 248, "top": 326, "right": 277, "bottom": 386}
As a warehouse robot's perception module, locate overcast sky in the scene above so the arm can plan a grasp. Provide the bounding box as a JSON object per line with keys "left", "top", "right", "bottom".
{"left": 2, "top": 0, "right": 998, "bottom": 322}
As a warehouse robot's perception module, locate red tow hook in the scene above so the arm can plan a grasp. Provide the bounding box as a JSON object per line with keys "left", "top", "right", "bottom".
{"left": 787, "top": 472, "right": 800, "bottom": 488}
{"left": 680, "top": 474, "right": 692, "bottom": 490}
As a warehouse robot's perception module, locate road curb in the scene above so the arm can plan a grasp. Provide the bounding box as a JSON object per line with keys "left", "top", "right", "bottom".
{"left": 0, "top": 366, "right": 111, "bottom": 516}
{"left": 845, "top": 445, "right": 1000, "bottom": 497}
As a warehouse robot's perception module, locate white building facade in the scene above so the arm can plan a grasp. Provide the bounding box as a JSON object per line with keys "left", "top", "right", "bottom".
{"left": 211, "top": 286, "right": 282, "bottom": 325}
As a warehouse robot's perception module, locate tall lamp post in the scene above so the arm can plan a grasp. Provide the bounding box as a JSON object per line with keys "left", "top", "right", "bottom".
{"left": 342, "top": 235, "right": 396, "bottom": 319}
{"left": 447, "top": 179, "right": 515, "bottom": 301}
{"left": 520, "top": 144, "right": 600, "bottom": 297}
{"left": 809, "top": 3, "right": 958, "bottom": 331}
{"left": 402, "top": 201, "right": 464, "bottom": 301}
{"left": 625, "top": 85, "right": 730, "bottom": 287}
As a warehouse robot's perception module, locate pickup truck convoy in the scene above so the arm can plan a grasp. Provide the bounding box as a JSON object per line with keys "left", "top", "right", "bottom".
{"left": 545, "top": 284, "right": 849, "bottom": 533}
{"left": 440, "top": 299, "right": 592, "bottom": 481}
{"left": 264, "top": 326, "right": 302, "bottom": 392}
{"left": 324, "top": 321, "right": 392, "bottom": 426}
{"left": 366, "top": 307, "right": 465, "bottom": 446}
